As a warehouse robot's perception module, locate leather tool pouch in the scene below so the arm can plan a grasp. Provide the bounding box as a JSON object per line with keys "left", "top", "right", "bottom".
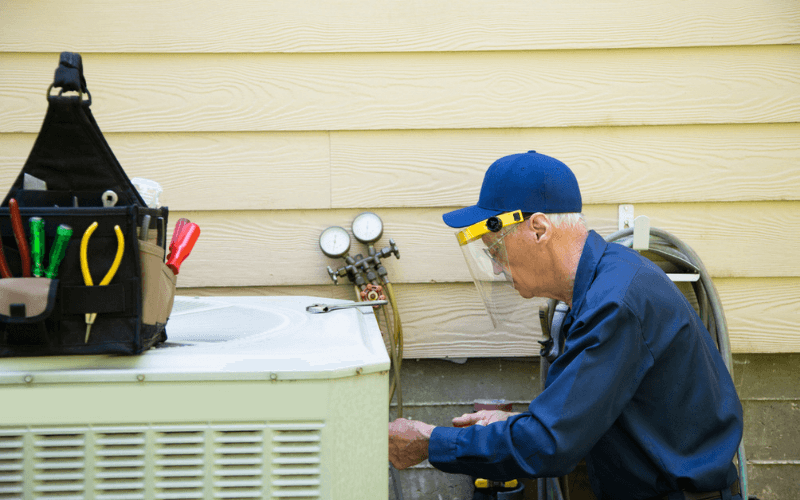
{"left": 0, "top": 52, "right": 176, "bottom": 356}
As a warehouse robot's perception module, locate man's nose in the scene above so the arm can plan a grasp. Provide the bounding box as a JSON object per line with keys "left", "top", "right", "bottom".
{"left": 492, "top": 259, "right": 504, "bottom": 275}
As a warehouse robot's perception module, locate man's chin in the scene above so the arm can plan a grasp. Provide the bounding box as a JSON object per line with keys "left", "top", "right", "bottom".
{"left": 512, "top": 281, "right": 533, "bottom": 299}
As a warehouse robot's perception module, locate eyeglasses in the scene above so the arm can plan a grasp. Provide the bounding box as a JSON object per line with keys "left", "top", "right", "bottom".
{"left": 482, "top": 223, "right": 518, "bottom": 268}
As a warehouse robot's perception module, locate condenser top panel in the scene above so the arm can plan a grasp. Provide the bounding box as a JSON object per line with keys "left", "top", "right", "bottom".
{"left": 0, "top": 296, "right": 390, "bottom": 384}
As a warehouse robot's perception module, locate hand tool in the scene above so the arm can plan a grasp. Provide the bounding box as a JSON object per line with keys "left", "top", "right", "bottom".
{"left": 29, "top": 217, "right": 45, "bottom": 277}
{"left": 102, "top": 190, "right": 118, "bottom": 207}
{"left": 169, "top": 218, "right": 190, "bottom": 254}
{"left": 140, "top": 215, "right": 151, "bottom": 242}
{"left": 305, "top": 300, "right": 388, "bottom": 314}
{"left": 0, "top": 243, "right": 11, "bottom": 278}
{"left": 44, "top": 224, "right": 73, "bottom": 279}
{"left": 165, "top": 222, "right": 199, "bottom": 275}
{"left": 23, "top": 173, "right": 47, "bottom": 191}
{"left": 80, "top": 222, "right": 125, "bottom": 343}
{"left": 9, "top": 199, "right": 31, "bottom": 277}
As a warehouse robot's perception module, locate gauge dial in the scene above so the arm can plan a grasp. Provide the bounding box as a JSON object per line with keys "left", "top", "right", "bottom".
{"left": 352, "top": 212, "right": 384, "bottom": 244}
{"left": 319, "top": 226, "right": 351, "bottom": 258}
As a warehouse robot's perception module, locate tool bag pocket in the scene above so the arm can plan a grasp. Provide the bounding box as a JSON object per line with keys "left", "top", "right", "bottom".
{"left": 139, "top": 240, "right": 177, "bottom": 329}
{"left": 0, "top": 52, "right": 176, "bottom": 357}
{"left": 0, "top": 278, "right": 59, "bottom": 354}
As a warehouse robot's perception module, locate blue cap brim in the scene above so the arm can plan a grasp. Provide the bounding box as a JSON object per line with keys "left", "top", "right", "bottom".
{"left": 442, "top": 205, "right": 505, "bottom": 228}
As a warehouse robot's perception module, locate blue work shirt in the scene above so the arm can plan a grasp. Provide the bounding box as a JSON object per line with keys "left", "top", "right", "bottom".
{"left": 429, "top": 230, "right": 743, "bottom": 500}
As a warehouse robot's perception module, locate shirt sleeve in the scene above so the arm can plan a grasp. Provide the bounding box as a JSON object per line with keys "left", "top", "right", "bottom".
{"left": 428, "top": 300, "right": 655, "bottom": 480}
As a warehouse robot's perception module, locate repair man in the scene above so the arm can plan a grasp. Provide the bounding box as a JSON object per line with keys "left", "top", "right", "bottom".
{"left": 388, "top": 151, "right": 743, "bottom": 500}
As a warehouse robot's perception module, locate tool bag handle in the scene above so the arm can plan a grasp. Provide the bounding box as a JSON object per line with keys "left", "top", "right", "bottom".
{"left": 2, "top": 52, "right": 147, "bottom": 209}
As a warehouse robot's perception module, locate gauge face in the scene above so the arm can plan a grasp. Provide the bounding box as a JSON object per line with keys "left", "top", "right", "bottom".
{"left": 352, "top": 212, "right": 384, "bottom": 244}
{"left": 319, "top": 226, "right": 351, "bottom": 258}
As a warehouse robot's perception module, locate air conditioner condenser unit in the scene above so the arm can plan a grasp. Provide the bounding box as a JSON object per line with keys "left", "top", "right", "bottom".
{"left": 0, "top": 296, "right": 390, "bottom": 500}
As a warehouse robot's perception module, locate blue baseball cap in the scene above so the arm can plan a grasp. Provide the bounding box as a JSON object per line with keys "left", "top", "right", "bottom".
{"left": 442, "top": 151, "right": 582, "bottom": 228}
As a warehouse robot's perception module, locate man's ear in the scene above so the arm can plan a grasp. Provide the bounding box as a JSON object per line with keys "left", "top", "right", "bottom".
{"left": 528, "top": 213, "right": 552, "bottom": 242}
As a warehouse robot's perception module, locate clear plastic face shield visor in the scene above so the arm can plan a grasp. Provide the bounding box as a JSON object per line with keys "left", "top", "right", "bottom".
{"left": 456, "top": 210, "right": 544, "bottom": 337}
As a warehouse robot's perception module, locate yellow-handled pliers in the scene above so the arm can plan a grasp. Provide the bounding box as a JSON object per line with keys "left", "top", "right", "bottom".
{"left": 80, "top": 222, "right": 125, "bottom": 343}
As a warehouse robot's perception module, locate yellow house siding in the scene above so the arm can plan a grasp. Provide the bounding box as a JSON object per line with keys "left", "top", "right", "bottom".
{"left": 3, "top": 48, "right": 800, "bottom": 132}
{"left": 2, "top": 0, "right": 799, "bottom": 52}
{"left": 1, "top": 2, "right": 797, "bottom": 355}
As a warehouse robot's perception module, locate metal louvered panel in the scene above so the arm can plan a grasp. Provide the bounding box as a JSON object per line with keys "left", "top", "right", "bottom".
{"left": 154, "top": 426, "right": 205, "bottom": 500}
{"left": 212, "top": 425, "right": 265, "bottom": 500}
{"left": 0, "top": 422, "right": 325, "bottom": 500}
{"left": 0, "top": 430, "right": 24, "bottom": 500}
{"left": 33, "top": 429, "right": 86, "bottom": 500}
{"left": 95, "top": 429, "right": 146, "bottom": 500}
{"left": 270, "top": 423, "right": 323, "bottom": 500}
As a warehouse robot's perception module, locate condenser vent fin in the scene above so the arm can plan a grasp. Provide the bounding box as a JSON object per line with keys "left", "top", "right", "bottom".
{"left": 93, "top": 428, "right": 147, "bottom": 500}
{"left": 154, "top": 426, "right": 205, "bottom": 500}
{"left": 33, "top": 429, "right": 87, "bottom": 500}
{"left": 212, "top": 425, "right": 266, "bottom": 499}
{"left": 0, "top": 430, "right": 24, "bottom": 500}
{"left": 269, "top": 423, "right": 323, "bottom": 499}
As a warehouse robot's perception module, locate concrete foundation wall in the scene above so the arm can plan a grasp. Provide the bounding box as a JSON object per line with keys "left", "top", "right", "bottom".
{"left": 389, "top": 354, "right": 800, "bottom": 500}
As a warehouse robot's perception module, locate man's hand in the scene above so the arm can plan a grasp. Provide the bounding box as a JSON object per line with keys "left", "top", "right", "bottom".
{"left": 452, "top": 409, "right": 520, "bottom": 427}
{"left": 388, "top": 418, "right": 436, "bottom": 470}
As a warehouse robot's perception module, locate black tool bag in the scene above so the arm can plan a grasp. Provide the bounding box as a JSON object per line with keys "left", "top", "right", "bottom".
{"left": 0, "top": 52, "right": 176, "bottom": 356}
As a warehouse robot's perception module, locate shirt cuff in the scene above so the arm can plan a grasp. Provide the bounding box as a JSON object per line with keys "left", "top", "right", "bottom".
{"left": 428, "top": 426, "right": 463, "bottom": 466}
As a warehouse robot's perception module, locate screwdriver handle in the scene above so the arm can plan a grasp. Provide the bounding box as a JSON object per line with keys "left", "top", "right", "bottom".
{"left": 166, "top": 222, "right": 200, "bottom": 275}
{"left": 29, "top": 217, "right": 45, "bottom": 277}
{"left": 45, "top": 224, "right": 73, "bottom": 279}
{"left": 0, "top": 244, "right": 11, "bottom": 278}
{"left": 169, "top": 218, "right": 190, "bottom": 254}
{"left": 9, "top": 199, "right": 31, "bottom": 277}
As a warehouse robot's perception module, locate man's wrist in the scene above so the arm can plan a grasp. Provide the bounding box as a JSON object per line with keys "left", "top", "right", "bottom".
{"left": 420, "top": 422, "right": 436, "bottom": 439}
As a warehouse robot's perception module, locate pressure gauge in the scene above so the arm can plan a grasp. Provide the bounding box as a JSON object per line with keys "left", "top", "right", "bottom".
{"left": 319, "top": 226, "right": 351, "bottom": 258}
{"left": 352, "top": 212, "right": 384, "bottom": 244}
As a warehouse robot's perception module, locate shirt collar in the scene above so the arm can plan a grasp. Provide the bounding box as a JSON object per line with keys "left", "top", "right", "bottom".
{"left": 569, "top": 230, "right": 607, "bottom": 316}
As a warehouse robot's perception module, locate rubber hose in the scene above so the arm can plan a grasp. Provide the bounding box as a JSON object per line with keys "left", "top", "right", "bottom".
{"left": 604, "top": 227, "right": 747, "bottom": 499}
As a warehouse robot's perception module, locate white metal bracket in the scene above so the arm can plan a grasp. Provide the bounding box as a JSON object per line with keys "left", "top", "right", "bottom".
{"left": 618, "top": 205, "right": 650, "bottom": 250}
{"left": 618, "top": 205, "right": 698, "bottom": 282}
{"left": 632, "top": 215, "right": 650, "bottom": 251}
{"left": 618, "top": 204, "right": 635, "bottom": 231}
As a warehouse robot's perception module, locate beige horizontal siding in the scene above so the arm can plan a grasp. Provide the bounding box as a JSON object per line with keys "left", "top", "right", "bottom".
{"left": 0, "top": 132, "right": 332, "bottom": 211}
{"left": 3, "top": 47, "right": 800, "bottom": 133}
{"left": 2, "top": 0, "right": 798, "bottom": 53}
{"left": 2, "top": 124, "right": 798, "bottom": 210}
{"left": 329, "top": 125, "right": 800, "bottom": 207}
{"left": 165, "top": 202, "right": 798, "bottom": 288}
{"left": 179, "top": 278, "right": 800, "bottom": 355}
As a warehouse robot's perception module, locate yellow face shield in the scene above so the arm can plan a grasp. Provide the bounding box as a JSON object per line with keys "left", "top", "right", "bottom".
{"left": 456, "top": 210, "right": 525, "bottom": 246}
{"left": 454, "top": 211, "right": 543, "bottom": 337}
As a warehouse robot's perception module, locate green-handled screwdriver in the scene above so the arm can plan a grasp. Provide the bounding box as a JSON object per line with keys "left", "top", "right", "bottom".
{"left": 44, "top": 224, "right": 73, "bottom": 279}
{"left": 29, "top": 217, "right": 45, "bottom": 277}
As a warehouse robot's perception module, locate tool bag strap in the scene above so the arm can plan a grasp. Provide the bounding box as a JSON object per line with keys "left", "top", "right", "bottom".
{"left": 53, "top": 52, "right": 88, "bottom": 95}
{"left": 2, "top": 52, "right": 146, "bottom": 209}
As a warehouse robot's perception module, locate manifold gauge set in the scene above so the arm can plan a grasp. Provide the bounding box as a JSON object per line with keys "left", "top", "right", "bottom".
{"left": 318, "top": 212, "right": 399, "bottom": 300}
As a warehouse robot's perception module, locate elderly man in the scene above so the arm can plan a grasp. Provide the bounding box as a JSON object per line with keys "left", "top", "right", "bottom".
{"left": 388, "top": 151, "right": 743, "bottom": 500}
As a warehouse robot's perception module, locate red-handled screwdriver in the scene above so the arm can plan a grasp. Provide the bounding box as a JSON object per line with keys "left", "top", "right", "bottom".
{"left": 166, "top": 222, "right": 200, "bottom": 275}
{"left": 9, "top": 199, "right": 31, "bottom": 277}
{"left": 169, "top": 218, "right": 190, "bottom": 255}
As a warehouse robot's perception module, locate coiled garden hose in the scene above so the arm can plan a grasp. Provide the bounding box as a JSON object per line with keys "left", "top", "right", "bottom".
{"left": 605, "top": 227, "right": 748, "bottom": 500}
{"left": 537, "top": 227, "right": 747, "bottom": 500}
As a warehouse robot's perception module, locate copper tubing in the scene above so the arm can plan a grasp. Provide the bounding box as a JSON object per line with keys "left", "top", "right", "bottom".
{"left": 9, "top": 199, "right": 31, "bottom": 277}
